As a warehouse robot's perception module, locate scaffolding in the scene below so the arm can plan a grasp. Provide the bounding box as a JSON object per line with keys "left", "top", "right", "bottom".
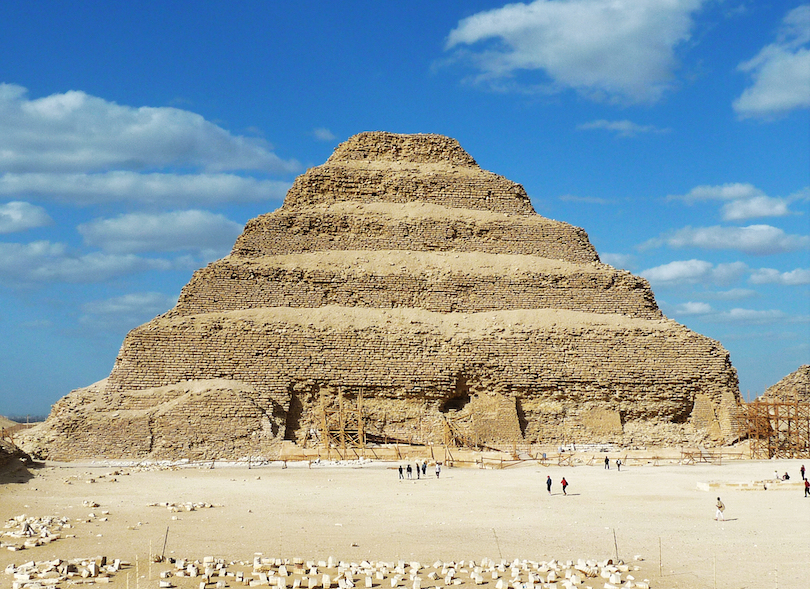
{"left": 318, "top": 388, "right": 366, "bottom": 460}
{"left": 745, "top": 399, "right": 810, "bottom": 459}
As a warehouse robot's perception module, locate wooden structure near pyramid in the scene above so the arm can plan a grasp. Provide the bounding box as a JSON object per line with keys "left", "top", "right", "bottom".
{"left": 21, "top": 132, "right": 745, "bottom": 461}
{"left": 745, "top": 365, "right": 810, "bottom": 458}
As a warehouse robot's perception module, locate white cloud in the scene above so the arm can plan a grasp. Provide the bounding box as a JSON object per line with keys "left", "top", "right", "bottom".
{"left": 0, "top": 172, "right": 291, "bottom": 206}
{"left": 0, "top": 201, "right": 51, "bottom": 233}
{"left": 702, "top": 288, "right": 757, "bottom": 300}
{"left": 576, "top": 119, "right": 669, "bottom": 136}
{"left": 671, "top": 182, "right": 764, "bottom": 202}
{"left": 599, "top": 252, "right": 635, "bottom": 269}
{"left": 445, "top": 0, "right": 705, "bottom": 102}
{"left": 0, "top": 241, "right": 171, "bottom": 284}
{"left": 668, "top": 182, "right": 795, "bottom": 221}
{"left": 0, "top": 83, "right": 300, "bottom": 174}
{"left": 721, "top": 196, "right": 791, "bottom": 221}
{"left": 706, "top": 308, "right": 786, "bottom": 323}
{"left": 78, "top": 210, "right": 243, "bottom": 256}
{"left": 80, "top": 292, "right": 178, "bottom": 331}
{"left": 640, "top": 259, "right": 747, "bottom": 286}
{"left": 672, "top": 301, "right": 713, "bottom": 315}
{"left": 645, "top": 225, "right": 809, "bottom": 255}
{"left": 313, "top": 128, "right": 337, "bottom": 141}
{"left": 749, "top": 267, "right": 810, "bottom": 285}
{"left": 733, "top": 5, "right": 810, "bottom": 117}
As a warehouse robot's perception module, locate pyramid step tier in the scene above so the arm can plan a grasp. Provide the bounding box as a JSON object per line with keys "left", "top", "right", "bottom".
{"left": 171, "top": 251, "right": 661, "bottom": 318}
{"left": 281, "top": 164, "right": 535, "bottom": 215}
{"left": 234, "top": 202, "right": 598, "bottom": 263}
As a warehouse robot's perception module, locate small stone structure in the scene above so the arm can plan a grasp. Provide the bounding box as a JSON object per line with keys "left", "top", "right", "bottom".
{"left": 22, "top": 132, "right": 743, "bottom": 460}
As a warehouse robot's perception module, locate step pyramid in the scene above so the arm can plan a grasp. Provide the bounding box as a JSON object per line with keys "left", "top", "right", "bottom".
{"left": 24, "top": 132, "right": 743, "bottom": 460}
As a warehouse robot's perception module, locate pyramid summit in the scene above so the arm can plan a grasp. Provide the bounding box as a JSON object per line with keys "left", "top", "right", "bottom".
{"left": 22, "top": 132, "right": 744, "bottom": 460}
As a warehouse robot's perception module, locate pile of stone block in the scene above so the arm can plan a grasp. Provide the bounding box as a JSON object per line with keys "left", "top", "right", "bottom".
{"left": 5, "top": 556, "right": 124, "bottom": 588}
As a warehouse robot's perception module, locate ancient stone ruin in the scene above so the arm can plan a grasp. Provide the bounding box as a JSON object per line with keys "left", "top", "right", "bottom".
{"left": 22, "top": 132, "right": 744, "bottom": 460}
{"left": 760, "top": 365, "right": 809, "bottom": 402}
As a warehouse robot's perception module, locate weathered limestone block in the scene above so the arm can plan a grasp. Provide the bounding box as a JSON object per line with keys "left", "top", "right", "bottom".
{"left": 761, "top": 365, "right": 809, "bottom": 402}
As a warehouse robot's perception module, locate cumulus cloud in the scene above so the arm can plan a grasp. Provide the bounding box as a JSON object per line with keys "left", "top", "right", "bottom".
{"left": 749, "top": 267, "right": 810, "bottom": 285}
{"left": 313, "top": 128, "right": 337, "bottom": 141}
{"left": 644, "top": 225, "right": 809, "bottom": 255}
{"left": 733, "top": 5, "right": 810, "bottom": 117}
{"left": 576, "top": 119, "right": 669, "bottom": 136}
{"left": 78, "top": 210, "right": 243, "bottom": 257}
{"left": 640, "top": 259, "right": 748, "bottom": 286}
{"left": 672, "top": 301, "right": 713, "bottom": 315}
{"left": 445, "top": 0, "right": 705, "bottom": 102}
{"left": 0, "top": 241, "right": 171, "bottom": 284}
{"left": 0, "top": 201, "right": 51, "bottom": 233}
{"left": 0, "top": 172, "right": 291, "bottom": 206}
{"left": 0, "top": 83, "right": 300, "bottom": 174}
{"left": 668, "top": 182, "right": 797, "bottom": 221}
{"left": 80, "top": 292, "right": 178, "bottom": 331}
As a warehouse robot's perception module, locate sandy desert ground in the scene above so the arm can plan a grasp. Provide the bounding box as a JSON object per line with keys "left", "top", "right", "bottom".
{"left": 1, "top": 456, "right": 808, "bottom": 589}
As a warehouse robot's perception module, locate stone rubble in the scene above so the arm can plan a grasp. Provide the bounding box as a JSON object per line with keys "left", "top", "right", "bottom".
{"left": 4, "top": 556, "right": 125, "bottom": 589}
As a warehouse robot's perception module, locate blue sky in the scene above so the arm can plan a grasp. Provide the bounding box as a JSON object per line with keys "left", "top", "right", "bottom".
{"left": 1, "top": 1, "right": 808, "bottom": 417}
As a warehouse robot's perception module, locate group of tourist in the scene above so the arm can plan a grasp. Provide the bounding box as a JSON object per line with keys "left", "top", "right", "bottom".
{"left": 603, "top": 456, "right": 621, "bottom": 470}
{"left": 398, "top": 461, "right": 441, "bottom": 480}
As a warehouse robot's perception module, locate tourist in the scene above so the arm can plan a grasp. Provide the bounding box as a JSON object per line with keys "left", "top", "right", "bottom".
{"left": 616, "top": 459, "right": 621, "bottom": 471}
{"left": 406, "top": 464, "right": 413, "bottom": 479}
{"left": 398, "top": 465, "right": 403, "bottom": 480}
{"left": 416, "top": 462, "right": 420, "bottom": 479}
{"left": 782, "top": 472, "right": 790, "bottom": 481}
{"left": 801, "top": 464, "right": 806, "bottom": 480}
{"left": 421, "top": 461, "right": 427, "bottom": 477}
{"left": 561, "top": 477, "right": 568, "bottom": 495}
{"left": 715, "top": 497, "right": 725, "bottom": 521}
{"left": 546, "top": 475, "right": 552, "bottom": 495}
{"left": 435, "top": 462, "right": 441, "bottom": 478}
{"left": 604, "top": 457, "right": 610, "bottom": 470}
{"left": 804, "top": 479, "right": 809, "bottom": 497}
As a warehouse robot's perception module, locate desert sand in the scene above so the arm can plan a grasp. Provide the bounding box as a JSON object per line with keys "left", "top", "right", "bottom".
{"left": 1, "top": 456, "right": 808, "bottom": 589}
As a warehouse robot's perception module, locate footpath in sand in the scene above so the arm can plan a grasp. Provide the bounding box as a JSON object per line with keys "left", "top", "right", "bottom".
{"left": 1, "top": 457, "right": 808, "bottom": 589}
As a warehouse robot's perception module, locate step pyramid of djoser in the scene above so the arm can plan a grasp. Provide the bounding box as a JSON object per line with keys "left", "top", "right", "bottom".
{"left": 233, "top": 202, "right": 599, "bottom": 263}
{"left": 103, "top": 306, "right": 741, "bottom": 445}
{"left": 281, "top": 132, "right": 534, "bottom": 215}
{"left": 170, "top": 250, "right": 661, "bottom": 318}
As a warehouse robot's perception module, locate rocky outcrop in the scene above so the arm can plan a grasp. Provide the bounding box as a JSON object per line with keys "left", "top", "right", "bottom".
{"left": 22, "top": 132, "right": 744, "bottom": 460}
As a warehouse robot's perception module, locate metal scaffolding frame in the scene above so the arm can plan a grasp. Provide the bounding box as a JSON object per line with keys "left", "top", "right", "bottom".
{"left": 745, "top": 399, "right": 810, "bottom": 459}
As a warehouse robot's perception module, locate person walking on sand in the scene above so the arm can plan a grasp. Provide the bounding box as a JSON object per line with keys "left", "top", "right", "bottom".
{"left": 416, "top": 462, "right": 420, "bottom": 479}
{"left": 561, "top": 477, "right": 568, "bottom": 495}
{"left": 804, "top": 479, "right": 809, "bottom": 497}
{"left": 715, "top": 497, "right": 725, "bottom": 521}
{"left": 435, "top": 462, "right": 441, "bottom": 478}
{"left": 801, "top": 464, "right": 806, "bottom": 480}
{"left": 406, "top": 464, "right": 413, "bottom": 479}
{"left": 398, "top": 464, "right": 404, "bottom": 480}
{"left": 604, "top": 456, "right": 610, "bottom": 470}
{"left": 546, "top": 475, "right": 552, "bottom": 495}
{"left": 616, "top": 459, "right": 621, "bottom": 471}
{"left": 421, "top": 461, "right": 427, "bottom": 477}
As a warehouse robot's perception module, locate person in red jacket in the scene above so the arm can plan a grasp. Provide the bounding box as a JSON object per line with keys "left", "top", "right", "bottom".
{"left": 561, "top": 477, "right": 568, "bottom": 495}
{"left": 804, "top": 478, "right": 809, "bottom": 497}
